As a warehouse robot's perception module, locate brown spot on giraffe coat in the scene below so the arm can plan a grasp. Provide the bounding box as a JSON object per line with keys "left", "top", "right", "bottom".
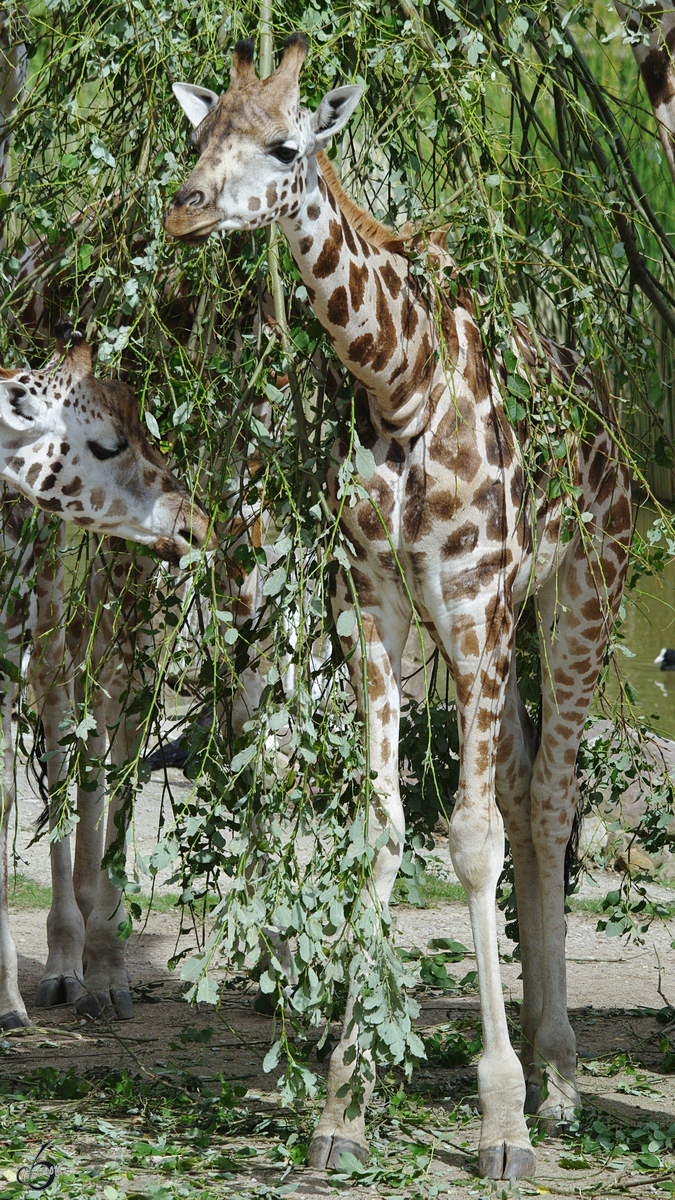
{"left": 313, "top": 219, "right": 343, "bottom": 279}
{"left": 327, "top": 286, "right": 349, "bottom": 328}
{"left": 349, "top": 260, "right": 368, "bottom": 311}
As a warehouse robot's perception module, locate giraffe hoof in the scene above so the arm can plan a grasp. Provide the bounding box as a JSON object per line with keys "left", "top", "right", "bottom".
{"left": 110, "top": 988, "right": 134, "bottom": 1020}
{"left": 0, "top": 1010, "right": 31, "bottom": 1031}
{"left": 308, "top": 1134, "right": 368, "bottom": 1171}
{"left": 524, "top": 1082, "right": 540, "bottom": 1114}
{"left": 252, "top": 988, "right": 276, "bottom": 1016}
{"left": 35, "top": 975, "right": 83, "bottom": 1008}
{"left": 74, "top": 990, "right": 111, "bottom": 1018}
{"left": 535, "top": 1106, "right": 578, "bottom": 1137}
{"left": 478, "top": 1143, "right": 536, "bottom": 1180}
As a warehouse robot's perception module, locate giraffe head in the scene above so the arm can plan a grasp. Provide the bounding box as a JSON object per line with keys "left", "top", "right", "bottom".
{"left": 163, "top": 35, "right": 363, "bottom": 243}
{"left": 0, "top": 322, "right": 216, "bottom": 561}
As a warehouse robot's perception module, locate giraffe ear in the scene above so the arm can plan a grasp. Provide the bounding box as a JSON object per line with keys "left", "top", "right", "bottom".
{"left": 309, "top": 85, "right": 364, "bottom": 151}
{"left": 172, "top": 83, "right": 219, "bottom": 128}
{"left": 0, "top": 378, "right": 48, "bottom": 435}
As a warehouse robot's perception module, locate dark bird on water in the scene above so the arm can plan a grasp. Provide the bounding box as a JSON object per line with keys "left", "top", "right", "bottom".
{"left": 655, "top": 648, "right": 675, "bottom": 671}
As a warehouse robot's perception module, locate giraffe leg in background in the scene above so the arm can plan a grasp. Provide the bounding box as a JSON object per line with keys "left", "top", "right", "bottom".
{"left": 75, "top": 683, "right": 135, "bottom": 1020}
{"left": 72, "top": 547, "right": 151, "bottom": 1020}
{"left": 526, "top": 478, "right": 629, "bottom": 1129}
{"left": 33, "top": 524, "right": 86, "bottom": 1010}
{"left": 0, "top": 677, "right": 29, "bottom": 1028}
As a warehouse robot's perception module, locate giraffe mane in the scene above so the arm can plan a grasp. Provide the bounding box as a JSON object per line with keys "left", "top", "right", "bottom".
{"left": 316, "top": 151, "right": 407, "bottom": 257}
{"left": 315, "top": 152, "right": 454, "bottom": 271}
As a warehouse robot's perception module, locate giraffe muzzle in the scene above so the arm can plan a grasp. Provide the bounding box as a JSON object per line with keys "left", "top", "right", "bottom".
{"left": 162, "top": 205, "right": 220, "bottom": 244}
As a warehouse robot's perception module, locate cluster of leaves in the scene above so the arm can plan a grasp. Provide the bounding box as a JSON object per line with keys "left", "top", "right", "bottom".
{"left": 1, "top": 0, "right": 675, "bottom": 1108}
{"left": 2, "top": 1040, "right": 675, "bottom": 1195}
{"left": 563, "top": 1109, "right": 675, "bottom": 1181}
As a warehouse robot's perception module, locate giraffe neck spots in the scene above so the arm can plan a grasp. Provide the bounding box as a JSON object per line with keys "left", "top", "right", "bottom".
{"left": 280, "top": 165, "right": 437, "bottom": 434}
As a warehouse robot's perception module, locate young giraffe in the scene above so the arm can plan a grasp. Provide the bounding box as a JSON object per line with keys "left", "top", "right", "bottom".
{"left": 0, "top": 323, "right": 216, "bottom": 1031}
{"left": 164, "top": 36, "right": 632, "bottom": 1180}
{"left": 163, "top": 37, "right": 632, "bottom": 1177}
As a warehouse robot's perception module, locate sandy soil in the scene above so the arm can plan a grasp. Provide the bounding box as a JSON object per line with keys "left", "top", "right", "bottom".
{"left": 3, "top": 760, "right": 675, "bottom": 1197}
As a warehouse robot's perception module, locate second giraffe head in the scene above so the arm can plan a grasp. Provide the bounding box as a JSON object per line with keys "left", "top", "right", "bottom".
{"left": 163, "top": 35, "right": 363, "bottom": 242}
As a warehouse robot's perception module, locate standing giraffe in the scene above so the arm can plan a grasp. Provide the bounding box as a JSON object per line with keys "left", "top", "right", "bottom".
{"left": 164, "top": 37, "right": 631, "bottom": 1179}
{"left": 0, "top": 322, "right": 215, "bottom": 1031}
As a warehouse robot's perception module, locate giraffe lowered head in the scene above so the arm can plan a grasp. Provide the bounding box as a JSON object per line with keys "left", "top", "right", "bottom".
{"left": 0, "top": 321, "right": 216, "bottom": 561}
{"left": 163, "top": 34, "right": 363, "bottom": 243}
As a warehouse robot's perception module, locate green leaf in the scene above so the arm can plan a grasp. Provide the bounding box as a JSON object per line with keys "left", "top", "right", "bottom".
{"left": 263, "top": 567, "right": 286, "bottom": 596}
{"left": 354, "top": 444, "right": 376, "bottom": 480}
{"left": 636, "top": 1152, "right": 662, "bottom": 1170}
{"left": 506, "top": 373, "right": 530, "bottom": 399}
{"left": 263, "top": 1040, "right": 282, "bottom": 1073}
{"left": 231, "top": 744, "right": 257, "bottom": 773}
{"left": 145, "top": 411, "right": 160, "bottom": 439}
{"left": 196, "top": 975, "right": 219, "bottom": 1004}
{"left": 336, "top": 608, "right": 356, "bottom": 638}
{"left": 505, "top": 394, "right": 526, "bottom": 423}
{"left": 75, "top": 712, "right": 99, "bottom": 740}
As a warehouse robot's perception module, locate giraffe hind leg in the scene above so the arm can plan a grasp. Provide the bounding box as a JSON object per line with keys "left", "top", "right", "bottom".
{"left": 495, "top": 659, "right": 543, "bottom": 1115}
{"left": 528, "top": 476, "right": 630, "bottom": 1130}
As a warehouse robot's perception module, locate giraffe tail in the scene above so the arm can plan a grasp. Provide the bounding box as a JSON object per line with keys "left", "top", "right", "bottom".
{"left": 27, "top": 718, "right": 50, "bottom": 833}
{"left": 564, "top": 804, "right": 582, "bottom": 897}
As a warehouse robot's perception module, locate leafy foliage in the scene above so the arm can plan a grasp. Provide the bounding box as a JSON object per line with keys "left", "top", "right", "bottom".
{"left": 1, "top": 0, "right": 675, "bottom": 1106}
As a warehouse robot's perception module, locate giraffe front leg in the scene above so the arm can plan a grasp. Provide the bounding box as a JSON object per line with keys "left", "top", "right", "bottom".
{"left": 73, "top": 761, "right": 133, "bottom": 1020}
{"left": 76, "top": 673, "right": 134, "bottom": 1021}
{"left": 440, "top": 608, "right": 536, "bottom": 1181}
{"left": 308, "top": 580, "right": 410, "bottom": 1171}
{"left": 32, "top": 539, "right": 87, "bottom": 1010}
{"left": 0, "top": 683, "right": 30, "bottom": 1029}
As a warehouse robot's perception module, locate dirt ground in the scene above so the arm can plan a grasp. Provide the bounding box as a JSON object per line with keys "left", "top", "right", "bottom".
{"left": 3, "top": 764, "right": 675, "bottom": 1197}
{"left": 3, "top": 877, "right": 675, "bottom": 1198}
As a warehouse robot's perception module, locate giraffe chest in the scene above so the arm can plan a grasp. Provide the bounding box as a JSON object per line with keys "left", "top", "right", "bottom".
{"left": 330, "top": 426, "right": 527, "bottom": 614}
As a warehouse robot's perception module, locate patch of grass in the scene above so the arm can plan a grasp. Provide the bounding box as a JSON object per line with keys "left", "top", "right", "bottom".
{"left": 566, "top": 893, "right": 675, "bottom": 917}
{"left": 419, "top": 874, "right": 466, "bottom": 906}
{"left": 7, "top": 874, "right": 52, "bottom": 909}
{"left": 7, "top": 873, "right": 180, "bottom": 914}
{"left": 567, "top": 895, "right": 605, "bottom": 914}
{"left": 137, "top": 890, "right": 181, "bottom": 913}
{"left": 566, "top": 889, "right": 675, "bottom": 920}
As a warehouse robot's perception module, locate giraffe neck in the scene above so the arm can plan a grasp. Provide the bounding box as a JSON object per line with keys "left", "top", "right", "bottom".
{"left": 615, "top": 2, "right": 675, "bottom": 187}
{"left": 0, "top": 24, "right": 28, "bottom": 192}
{"left": 279, "top": 156, "right": 439, "bottom": 439}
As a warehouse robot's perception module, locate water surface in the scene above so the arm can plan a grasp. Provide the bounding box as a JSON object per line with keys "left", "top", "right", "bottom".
{"left": 612, "top": 506, "right": 675, "bottom": 740}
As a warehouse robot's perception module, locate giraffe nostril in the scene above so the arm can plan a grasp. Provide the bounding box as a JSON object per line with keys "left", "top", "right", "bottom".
{"left": 178, "top": 527, "right": 202, "bottom": 548}
{"left": 185, "top": 190, "right": 205, "bottom": 209}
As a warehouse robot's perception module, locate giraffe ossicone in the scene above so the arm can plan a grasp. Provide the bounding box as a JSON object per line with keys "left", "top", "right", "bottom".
{"left": 164, "top": 36, "right": 631, "bottom": 1181}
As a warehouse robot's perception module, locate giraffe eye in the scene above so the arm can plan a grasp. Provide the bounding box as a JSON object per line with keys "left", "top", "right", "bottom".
{"left": 87, "top": 438, "right": 128, "bottom": 461}
{"left": 269, "top": 143, "right": 298, "bottom": 165}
